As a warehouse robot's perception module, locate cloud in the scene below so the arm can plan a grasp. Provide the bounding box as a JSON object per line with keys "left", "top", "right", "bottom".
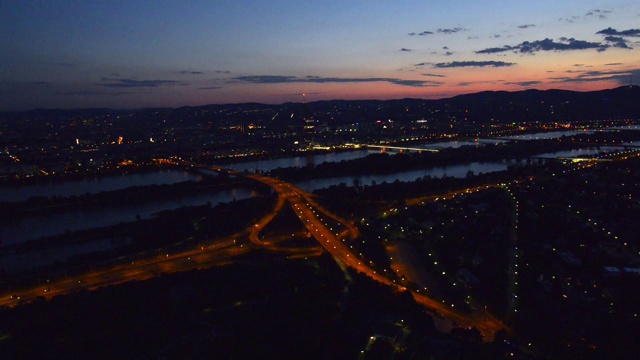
{"left": 214, "top": 70, "right": 232, "bottom": 74}
{"left": 400, "top": 48, "right": 412, "bottom": 52}
{"left": 550, "top": 68, "right": 640, "bottom": 84}
{"left": 433, "top": 61, "right": 515, "bottom": 68}
{"left": 475, "top": 46, "right": 516, "bottom": 54}
{"left": 199, "top": 86, "right": 222, "bottom": 90}
{"left": 394, "top": 67, "right": 416, "bottom": 72}
{"left": 99, "top": 78, "right": 182, "bottom": 88}
{"left": 476, "top": 38, "right": 608, "bottom": 54}
{"left": 57, "top": 91, "right": 104, "bottom": 96}
{"left": 414, "top": 62, "right": 427, "bottom": 67}
{"left": 605, "top": 62, "right": 623, "bottom": 66}
{"left": 518, "top": 24, "right": 535, "bottom": 29}
{"left": 231, "top": 75, "right": 297, "bottom": 84}
{"left": 596, "top": 27, "right": 640, "bottom": 37}
{"left": 559, "top": 16, "right": 580, "bottom": 23}
{"left": 389, "top": 79, "right": 439, "bottom": 87}
{"left": 444, "top": 51, "right": 453, "bottom": 56}
{"left": 409, "top": 28, "right": 466, "bottom": 36}
{"left": 585, "top": 9, "right": 612, "bottom": 19}
{"left": 402, "top": 78, "right": 444, "bottom": 85}
{"left": 179, "top": 71, "right": 204, "bottom": 75}
{"left": 56, "top": 90, "right": 133, "bottom": 96}
{"left": 230, "top": 75, "right": 435, "bottom": 87}
{"left": 422, "top": 73, "right": 447, "bottom": 78}
{"left": 437, "top": 27, "right": 466, "bottom": 34}
{"left": 604, "top": 36, "right": 631, "bottom": 49}
{"left": 306, "top": 76, "right": 433, "bottom": 87}
{"left": 561, "top": 10, "right": 611, "bottom": 23}
{"left": 518, "top": 38, "right": 607, "bottom": 53}
{"left": 505, "top": 81, "right": 542, "bottom": 86}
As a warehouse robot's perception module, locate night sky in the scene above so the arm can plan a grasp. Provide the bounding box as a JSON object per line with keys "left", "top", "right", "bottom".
{"left": 1, "top": 0, "right": 639, "bottom": 110}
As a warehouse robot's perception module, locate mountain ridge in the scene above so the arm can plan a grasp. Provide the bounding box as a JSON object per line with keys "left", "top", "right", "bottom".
{"left": 1, "top": 86, "right": 638, "bottom": 125}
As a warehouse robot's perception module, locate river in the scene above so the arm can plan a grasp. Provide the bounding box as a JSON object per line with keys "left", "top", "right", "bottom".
{"left": 0, "top": 169, "right": 203, "bottom": 203}
{"left": 532, "top": 146, "right": 625, "bottom": 159}
{"left": 294, "top": 161, "right": 515, "bottom": 192}
{"left": 0, "top": 128, "right": 629, "bottom": 269}
{"left": 216, "top": 149, "right": 380, "bottom": 173}
{"left": 2, "top": 141, "right": 627, "bottom": 246}
{"left": 497, "top": 129, "right": 597, "bottom": 140}
{"left": 0, "top": 188, "right": 255, "bottom": 247}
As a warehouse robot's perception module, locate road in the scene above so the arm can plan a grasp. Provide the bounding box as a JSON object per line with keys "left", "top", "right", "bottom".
{"left": 4, "top": 147, "right": 638, "bottom": 339}
{"left": 244, "top": 172, "right": 509, "bottom": 340}
{"left": 0, "top": 165, "right": 509, "bottom": 340}
{"left": 0, "top": 237, "right": 252, "bottom": 308}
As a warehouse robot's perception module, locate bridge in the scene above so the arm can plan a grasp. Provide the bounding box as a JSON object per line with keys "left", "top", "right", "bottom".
{"left": 365, "top": 144, "right": 440, "bottom": 153}
{"left": 528, "top": 156, "right": 613, "bottom": 163}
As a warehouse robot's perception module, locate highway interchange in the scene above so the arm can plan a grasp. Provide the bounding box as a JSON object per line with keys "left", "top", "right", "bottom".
{"left": 246, "top": 171, "right": 509, "bottom": 339}
{"left": 0, "top": 164, "right": 511, "bottom": 341}
{"left": 8, "top": 148, "right": 637, "bottom": 339}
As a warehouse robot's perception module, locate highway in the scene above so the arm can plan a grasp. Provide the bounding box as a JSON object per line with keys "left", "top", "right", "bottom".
{"left": 0, "top": 237, "right": 252, "bottom": 308}
{"left": 244, "top": 172, "right": 509, "bottom": 340}
{"left": 3, "top": 148, "right": 638, "bottom": 342}
{"left": 0, "top": 164, "right": 509, "bottom": 340}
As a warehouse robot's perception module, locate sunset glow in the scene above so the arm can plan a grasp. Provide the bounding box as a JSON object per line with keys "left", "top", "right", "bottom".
{"left": 1, "top": 1, "right": 639, "bottom": 110}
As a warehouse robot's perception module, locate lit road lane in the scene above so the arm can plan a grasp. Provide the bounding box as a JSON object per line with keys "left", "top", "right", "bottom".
{"left": 190, "top": 165, "right": 509, "bottom": 339}
{"left": 0, "top": 238, "right": 250, "bottom": 308}
{"left": 245, "top": 176, "right": 325, "bottom": 254}
{"left": 287, "top": 184, "right": 359, "bottom": 240}
{"left": 247, "top": 173, "right": 509, "bottom": 341}
{"left": 247, "top": 181, "right": 287, "bottom": 247}
{"left": 290, "top": 197, "right": 463, "bottom": 314}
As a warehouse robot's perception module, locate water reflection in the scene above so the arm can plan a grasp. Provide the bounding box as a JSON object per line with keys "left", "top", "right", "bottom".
{"left": 0, "top": 170, "right": 202, "bottom": 203}
{"left": 415, "top": 139, "right": 507, "bottom": 149}
{"left": 0, "top": 188, "right": 255, "bottom": 246}
{"left": 532, "top": 147, "right": 624, "bottom": 158}
{"left": 217, "top": 150, "right": 379, "bottom": 173}
{"left": 608, "top": 125, "right": 640, "bottom": 131}
{"left": 295, "top": 161, "right": 515, "bottom": 192}
{"left": 498, "top": 129, "right": 596, "bottom": 140}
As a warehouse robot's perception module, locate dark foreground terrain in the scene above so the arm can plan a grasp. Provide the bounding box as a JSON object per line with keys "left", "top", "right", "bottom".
{"left": 0, "top": 251, "right": 530, "bottom": 360}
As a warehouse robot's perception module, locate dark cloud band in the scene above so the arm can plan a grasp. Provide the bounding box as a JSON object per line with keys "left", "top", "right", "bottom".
{"left": 230, "top": 75, "right": 434, "bottom": 87}
{"left": 476, "top": 38, "right": 608, "bottom": 54}
{"left": 596, "top": 27, "right": 640, "bottom": 37}
{"left": 433, "top": 61, "right": 515, "bottom": 68}
{"left": 550, "top": 69, "right": 640, "bottom": 84}
{"left": 99, "top": 78, "right": 181, "bottom": 88}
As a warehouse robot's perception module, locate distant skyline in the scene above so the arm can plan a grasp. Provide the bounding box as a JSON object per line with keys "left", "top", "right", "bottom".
{"left": 1, "top": 0, "right": 639, "bottom": 110}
